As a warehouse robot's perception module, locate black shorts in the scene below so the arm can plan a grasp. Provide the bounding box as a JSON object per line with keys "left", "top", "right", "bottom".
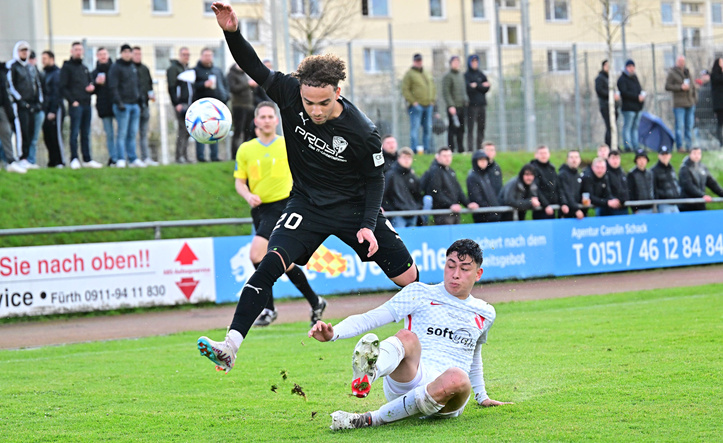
{"left": 251, "top": 198, "right": 289, "bottom": 240}
{"left": 267, "top": 195, "right": 414, "bottom": 279}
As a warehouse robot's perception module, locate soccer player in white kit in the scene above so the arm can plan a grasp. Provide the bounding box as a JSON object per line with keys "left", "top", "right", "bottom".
{"left": 309, "top": 239, "right": 512, "bottom": 430}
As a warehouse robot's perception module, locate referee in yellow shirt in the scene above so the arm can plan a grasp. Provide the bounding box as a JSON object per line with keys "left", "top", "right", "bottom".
{"left": 234, "top": 101, "right": 326, "bottom": 327}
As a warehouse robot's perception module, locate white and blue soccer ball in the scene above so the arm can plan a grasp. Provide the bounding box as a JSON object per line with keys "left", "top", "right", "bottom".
{"left": 185, "top": 98, "right": 232, "bottom": 144}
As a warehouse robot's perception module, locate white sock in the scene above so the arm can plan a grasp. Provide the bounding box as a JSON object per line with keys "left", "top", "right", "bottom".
{"left": 371, "top": 384, "right": 443, "bottom": 425}
{"left": 375, "top": 336, "right": 405, "bottom": 380}
{"left": 227, "top": 329, "right": 243, "bottom": 352}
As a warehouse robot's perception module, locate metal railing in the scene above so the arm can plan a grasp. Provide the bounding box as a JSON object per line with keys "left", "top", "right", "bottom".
{"left": 0, "top": 198, "right": 720, "bottom": 240}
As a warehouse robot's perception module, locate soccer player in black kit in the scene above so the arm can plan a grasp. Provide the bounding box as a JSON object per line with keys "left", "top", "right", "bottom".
{"left": 197, "top": 2, "right": 419, "bottom": 373}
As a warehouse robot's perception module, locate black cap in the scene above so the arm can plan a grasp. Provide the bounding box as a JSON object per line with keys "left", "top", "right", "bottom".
{"left": 625, "top": 59, "right": 635, "bottom": 67}
{"left": 634, "top": 149, "right": 649, "bottom": 161}
{"left": 413, "top": 53, "right": 422, "bottom": 61}
{"left": 120, "top": 44, "right": 132, "bottom": 52}
{"left": 659, "top": 145, "right": 671, "bottom": 155}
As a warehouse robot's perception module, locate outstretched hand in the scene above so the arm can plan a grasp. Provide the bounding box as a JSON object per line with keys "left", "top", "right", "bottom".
{"left": 480, "top": 398, "right": 514, "bottom": 407}
{"left": 308, "top": 321, "right": 335, "bottom": 342}
{"left": 211, "top": 2, "right": 239, "bottom": 32}
{"left": 357, "top": 228, "right": 379, "bottom": 257}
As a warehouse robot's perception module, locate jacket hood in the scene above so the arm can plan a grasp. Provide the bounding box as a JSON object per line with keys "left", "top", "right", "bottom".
{"left": 471, "top": 149, "right": 489, "bottom": 172}
{"left": 467, "top": 54, "right": 480, "bottom": 70}
{"left": 12, "top": 41, "right": 30, "bottom": 65}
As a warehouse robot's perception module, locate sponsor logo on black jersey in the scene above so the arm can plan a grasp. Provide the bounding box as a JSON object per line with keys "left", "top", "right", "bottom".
{"left": 426, "top": 326, "right": 476, "bottom": 349}
{"left": 294, "top": 126, "right": 348, "bottom": 163}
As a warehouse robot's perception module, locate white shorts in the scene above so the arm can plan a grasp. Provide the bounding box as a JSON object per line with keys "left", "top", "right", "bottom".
{"left": 382, "top": 361, "right": 469, "bottom": 418}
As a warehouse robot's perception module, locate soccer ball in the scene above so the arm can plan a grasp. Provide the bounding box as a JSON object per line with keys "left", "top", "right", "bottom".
{"left": 185, "top": 98, "right": 232, "bottom": 144}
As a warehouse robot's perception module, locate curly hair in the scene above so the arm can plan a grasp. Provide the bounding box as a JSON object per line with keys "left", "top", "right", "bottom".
{"left": 446, "top": 239, "right": 483, "bottom": 266}
{"left": 293, "top": 54, "right": 346, "bottom": 88}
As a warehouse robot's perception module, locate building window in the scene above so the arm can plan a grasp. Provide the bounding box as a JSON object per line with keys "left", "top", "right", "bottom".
{"left": 430, "top": 0, "right": 444, "bottom": 18}
{"left": 203, "top": 1, "right": 213, "bottom": 14}
{"left": 362, "top": 0, "right": 389, "bottom": 17}
{"left": 547, "top": 50, "right": 571, "bottom": 72}
{"left": 545, "top": 0, "right": 569, "bottom": 21}
{"left": 152, "top": 0, "right": 170, "bottom": 13}
{"left": 499, "top": 0, "right": 518, "bottom": 8}
{"left": 680, "top": 2, "right": 702, "bottom": 14}
{"left": 498, "top": 24, "right": 519, "bottom": 45}
{"left": 712, "top": 2, "right": 723, "bottom": 24}
{"left": 602, "top": 0, "right": 624, "bottom": 23}
{"left": 661, "top": 2, "right": 674, "bottom": 23}
{"left": 683, "top": 27, "right": 701, "bottom": 47}
{"left": 154, "top": 46, "right": 171, "bottom": 72}
{"left": 363, "top": 48, "right": 391, "bottom": 73}
{"left": 472, "top": 0, "right": 485, "bottom": 18}
{"left": 82, "top": 0, "right": 117, "bottom": 13}
{"left": 241, "top": 20, "right": 260, "bottom": 42}
{"left": 291, "top": 0, "right": 321, "bottom": 17}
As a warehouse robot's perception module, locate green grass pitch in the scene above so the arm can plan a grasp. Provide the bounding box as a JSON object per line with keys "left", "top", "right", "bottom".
{"left": 1, "top": 284, "right": 721, "bottom": 442}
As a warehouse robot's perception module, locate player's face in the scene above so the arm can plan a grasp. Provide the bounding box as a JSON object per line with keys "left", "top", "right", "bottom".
{"left": 254, "top": 106, "right": 278, "bottom": 136}
{"left": 443, "top": 252, "right": 482, "bottom": 298}
{"left": 300, "top": 84, "right": 340, "bottom": 125}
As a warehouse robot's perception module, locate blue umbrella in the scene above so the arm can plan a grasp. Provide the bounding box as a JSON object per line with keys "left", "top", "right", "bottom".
{"left": 638, "top": 112, "right": 674, "bottom": 152}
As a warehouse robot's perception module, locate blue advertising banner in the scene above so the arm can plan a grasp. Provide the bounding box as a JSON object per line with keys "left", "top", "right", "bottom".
{"left": 212, "top": 211, "right": 723, "bottom": 303}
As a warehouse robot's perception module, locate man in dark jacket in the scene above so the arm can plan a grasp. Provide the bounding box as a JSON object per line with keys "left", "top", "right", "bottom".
{"left": 595, "top": 60, "right": 619, "bottom": 148}
{"left": 651, "top": 145, "right": 680, "bottom": 213}
{"left": 227, "top": 63, "right": 255, "bottom": 154}
{"left": 627, "top": 149, "right": 655, "bottom": 214}
{"left": 92, "top": 47, "right": 116, "bottom": 166}
{"left": 605, "top": 150, "right": 629, "bottom": 215}
{"left": 467, "top": 149, "right": 500, "bottom": 223}
{"left": 41, "top": 50, "right": 64, "bottom": 168}
{"left": 530, "top": 145, "right": 558, "bottom": 219}
{"left": 617, "top": 59, "right": 645, "bottom": 152}
{"left": 557, "top": 150, "right": 585, "bottom": 219}
{"left": 582, "top": 157, "right": 623, "bottom": 217}
{"left": 133, "top": 46, "right": 158, "bottom": 166}
{"left": 381, "top": 134, "right": 398, "bottom": 173}
{"left": 7, "top": 40, "right": 43, "bottom": 169}
{"left": 483, "top": 141, "right": 503, "bottom": 196}
{"left": 109, "top": 43, "right": 144, "bottom": 168}
{"left": 60, "top": 41, "right": 102, "bottom": 169}
{"left": 465, "top": 54, "right": 490, "bottom": 152}
{"left": 421, "top": 146, "right": 478, "bottom": 225}
{"left": 383, "top": 147, "right": 423, "bottom": 228}
{"left": 193, "top": 47, "right": 229, "bottom": 162}
{"left": 0, "top": 57, "right": 24, "bottom": 173}
{"left": 166, "top": 47, "right": 192, "bottom": 163}
{"left": 678, "top": 147, "right": 723, "bottom": 211}
{"left": 499, "top": 164, "right": 540, "bottom": 221}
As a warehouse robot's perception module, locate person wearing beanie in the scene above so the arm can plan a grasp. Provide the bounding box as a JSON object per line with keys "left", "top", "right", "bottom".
{"left": 442, "top": 55, "right": 469, "bottom": 153}
{"left": 627, "top": 149, "right": 655, "bottom": 214}
{"left": 465, "top": 54, "right": 490, "bottom": 152}
{"left": 617, "top": 58, "right": 645, "bottom": 151}
{"left": 467, "top": 149, "right": 500, "bottom": 223}
{"left": 499, "top": 163, "right": 540, "bottom": 221}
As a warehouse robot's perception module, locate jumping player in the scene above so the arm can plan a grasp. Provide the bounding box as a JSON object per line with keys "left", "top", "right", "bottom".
{"left": 234, "top": 101, "right": 327, "bottom": 328}
{"left": 309, "top": 239, "right": 511, "bottom": 430}
{"left": 197, "top": 2, "right": 418, "bottom": 373}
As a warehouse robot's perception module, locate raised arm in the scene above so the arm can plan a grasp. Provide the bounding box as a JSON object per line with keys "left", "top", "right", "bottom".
{"left": 308, "top": 305, "right": 395, "bottom": 342}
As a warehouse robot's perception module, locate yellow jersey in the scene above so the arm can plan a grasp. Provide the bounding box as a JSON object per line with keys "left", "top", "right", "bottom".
{"left": 233, "top": 136, "right": 292, "bottom": 204}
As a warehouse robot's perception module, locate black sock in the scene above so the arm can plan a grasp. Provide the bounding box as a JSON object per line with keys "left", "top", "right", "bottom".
{"left": 253, "top": 262, "right": 275, "bottom": 311}
{"left": 230, "top": 254, "right": 285, "bottom": 336}
{"left": 285, "top": 265, "right": 320, "bottom": 308}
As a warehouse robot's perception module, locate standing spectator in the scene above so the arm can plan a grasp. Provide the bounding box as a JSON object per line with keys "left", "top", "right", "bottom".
{"left": 627, "top": 149, "right": 655, "bottom": 214}
{"left": 465, "top": 54, "right": 489, "bottom": 152}
{"left": 7, "top": 40, "right": 43, "bottom": 170}
{"left": 193, "top": 47, "right": 229, "bottom": 162}
{"left": 467, "top": 149, "right": 500, "bottom": 223}
{"left": 0, "top": 58, "right": 24, "bottom": 173}
{"left": 133, "top": 46, "right": 158, "bottom": 166}
{"left": 665, "top": 55, "right": 697, "bottom": 152}
{"left": 605, "top": 150, "right": 629, "bottom": 215}
{"left": 482, "top": 141, "right": 503, "bottom": 196}
{"left": 529, "top": 144, "right": 558, "bottom": 220}
{"left": 709, "top": 58, "right": 723, "bottom": 147}
{"left": 60, "top": 41, "right": 102, "bottom": 169}
{"left": 678, "top": 147, "right": 723, "bottom": 211}
{"left": 557, "top": 150, "right": 585, "bottom": 219}
{"left": 421, "top": 146, "right": 478, "bottom": 225}
{"left": 401, "top": 53, "right": 436, "bottom": 153}
{"left": 92, "top": 47, "right": 116, "bottom": 166}
{"left": 382, "top": 147, "right": 423, "bottom": 228}
{"left": 582, "top": 158, "right": 622, "bottom": 217}
{"left": 381, "top": 134, "right": 398, "bottom": 172}
{"left": 442, "top": 55, "right": 468, "bottom": 153}
{"left": 499, "top": 164, "right": 540, "bottom": 221}
{"left": 26, "top": 50, "right": 44, "bottom": 168}
{"left": 651, "top": 145, "right": 680, "bottom": 213}
{"left": 227, "top": 63, "right": 255, "bottom": 156}
{"left": 617, "top": 59, "right": 645, "bottom": 152}
{"left": 693, "top": 69, "right": 714, "bottom": 143}
{"left": 595, "top": 60, "right": 619, "bottom": 148}
{"left": 109, "top": 43, "right": 145, "bottom": 168}
{"left": 41, "top": 50, "right": 64, "bottom": 168}
{"left": 166, "top": 46, "right": 192, "bottom": 164}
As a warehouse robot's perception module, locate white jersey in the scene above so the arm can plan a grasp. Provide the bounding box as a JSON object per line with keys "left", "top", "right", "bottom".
{"left": 382, "top": 282, "right": 496, "bottom": 375}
